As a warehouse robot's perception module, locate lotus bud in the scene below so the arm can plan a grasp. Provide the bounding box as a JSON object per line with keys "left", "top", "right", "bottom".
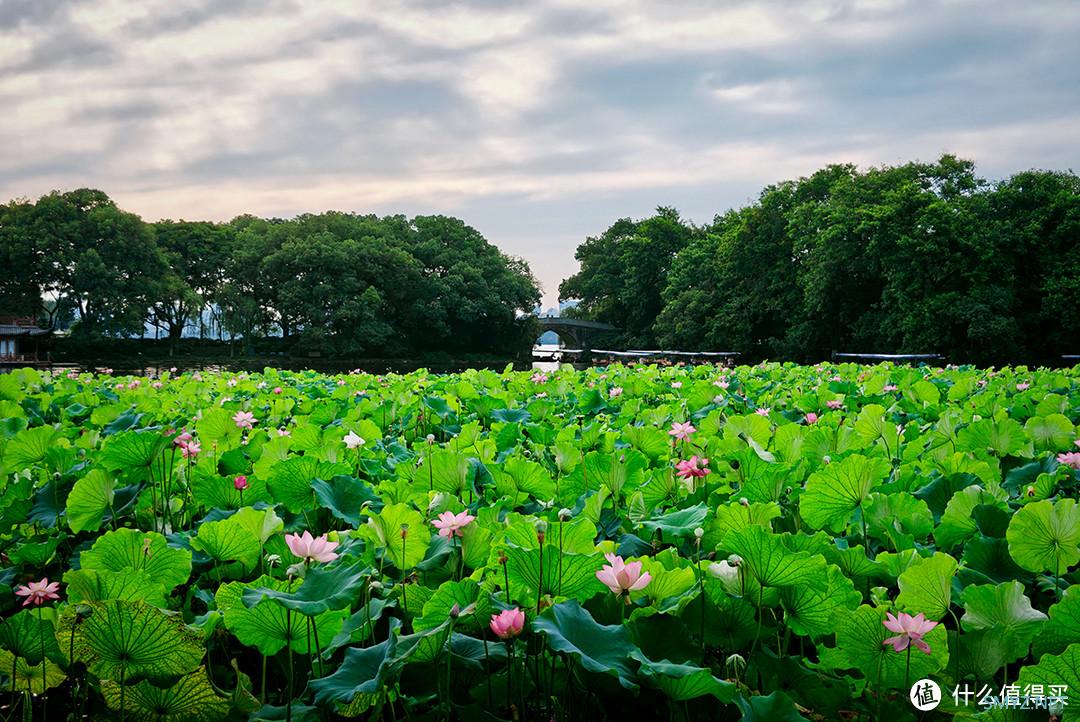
{"left": 1027, "top": 486, "right": 1036, "bottom": 497}
{"left": 369, "top": 580, "right": 384, "bottom": 591}
{"left": 725, "top": 654, "right": 747, "bottom": 676}
{"left": 426, "top": 434, "right": 436, "bottom": 444}
{"left": 558, "top": 508, "right": 572, "bottom": 521}
{"left": 535, "top": 518, "right": 548, "bottom": 544}
{"left": 728, "top": 554, "right": 742, "bottom": 567}
{"left": 449, "top": 603, "right": 462, "bottom": 619}
{"left": 739, "top": 497, "right": 749, "bottom": 507}
{"left": 694, "top": 527, "right": 704, "bottom": 540}
{"left": 286, "top": 563, "right": 305, "bottom": 579}
{"left": 400, "top": 524, "right": 409, "bottom": 539}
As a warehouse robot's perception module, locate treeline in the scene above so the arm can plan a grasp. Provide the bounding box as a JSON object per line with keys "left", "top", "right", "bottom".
{"left": 560, "top": 156, "right": 1080, "bottom": 364}
{"left": 0, "top": 189, "right": 540, "bottom": 356}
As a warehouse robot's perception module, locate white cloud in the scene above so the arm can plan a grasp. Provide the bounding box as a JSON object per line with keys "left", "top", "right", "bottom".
{"left": 1, "top": 0, "right": 1079, "bottom": 306}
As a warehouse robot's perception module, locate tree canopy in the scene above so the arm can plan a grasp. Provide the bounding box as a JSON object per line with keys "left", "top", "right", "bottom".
{"left": 561, "top": 156, "right": 1080, "bottom": 364}
{"left": 0, "top": 191, "right": 540, "bottom": 357}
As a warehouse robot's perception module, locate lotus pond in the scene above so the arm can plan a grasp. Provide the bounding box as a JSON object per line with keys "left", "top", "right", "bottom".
{"left": 1, "top": 363, "right": 1079, "bottom": 721}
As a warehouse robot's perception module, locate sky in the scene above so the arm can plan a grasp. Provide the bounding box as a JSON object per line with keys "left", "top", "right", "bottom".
{"left": 2, "top": 0, "right": 1079, "bottom": 308}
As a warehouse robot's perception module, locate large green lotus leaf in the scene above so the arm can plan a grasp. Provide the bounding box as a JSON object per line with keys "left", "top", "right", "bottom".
{"left": 190, "top": 512, "right": 267, "bottom": 574}
{"left": 533, "top": 601, "right": 639, "bottom": 690}
{"left": 820, "top": 605, "right": 948, "bottom": 690}
{"left": 909, "top": 379, "right": 941, "bottom": 407}
{"left": 962, "top": 535, "right": 1026, "bottom": 584}
{"left": 80, "top": 528, "right": 192, "bottom": 590}
{"left": 413, "top": 579, "right": 493, "bottom": 633}
{"left": 641, "top": 560, "right": 697, "bottom": 606}
{"left": 934, "top": 485, "right": 1009, "bottom": 551}
{"left": 99, "top": 429, "right": 168, "bottom": 470}
{"left": 241, "top": 562, "right": 371, "bottom": 616}
{"left": 622, "top": 425, "right": 673, "bottom": 460}
{"left": 733, "top": 690, "right": 809, "bottom": 722}
{"left": 324, "top": 598, "right": 393, "bottom": 657}
{"left": 502, "top": 515, "right": 596, "bottom": 555}
{"left": 216, "top": 575, "right": 346, "bottom": 655}
{"left": 413, "top": 449, "right": 470, "bottom": 494}
{"left": 310, "top": 637, "right": 398, "bottom": 707}
{"left": 956, "top": 418, "right": 1030, "bottom": 458}
{"left": 721, "top": 525, "right": 825, "bottom": 589}
{"left": 0, "top": 608, "right": 65, "bottom": 665}
{"left": 194, "top": 408, "right": 243, "bottom": 446}
{"left": 267, "top": 457, "right": 350, "bottom": 513}
{"left": 779, "top": 563, "right": 861, "bottom": 640}
{"left": 1024, "top": 414, "right": 1075, "bottom": 453}
{"left": 702, "top": 502, "right": 780, "bottom": 551}
{"left": 503, "top": 544, "right": 603, "bottom": 606}
{"left": 638, "top": 503, "right": 709, "bottom": 542}
{"left": 800, "top": 454, "right": 890, "bottom": 532}
{"left": 3, "top": 426, "right": 61, "bottom": 470}
{"left": 251, "top": 434, "right": 292, "bottom": 479}
{"left": 101, "top": 667, "right": 231, "bottom": 721}
{"left": 59, "top": 600, "right": 204, "bottom": 682}
{"left": 385, "top": 619, "right": 453, "bottom": 666}
{"left": 1016, "top": 643, "right": 1080, "bottom": 712}
{"left": 723, "top": 413, "right": 772, "bottom": 447}
{"left": 1007, "top": 499, "right": 1080, "bottom": 575}
{"left": 896, "top": 552, "right": 958, "bottom": 621}
{"left": 630, "top": 650, "right": 736, "bottom": 701}
{"left": 853, "top": 404, "right": 901, "bottom": 454}
{"left": 62, "top": 568, "right": 168, "bottom": 607}
{"left": 0, "top": 650, "right": 66, "bottom": 693}
{"left": 66, "top": 468, "right": 117, "bottom": 533}
{"left": 498, "top": 456, "right": 556, "bottom": 501}
{"left": 1033, "top": 586, "right": 1080, "bottom": 658}
{"left": 863, "top": 492, "right": 933, "bottom": 551}
{"left": 190, "top": 469, "right": 272, "bottom": 510}
{"left": 311, "top": 475, "right": 379, "bottom": 527}
{"left": 362, "top": 503, "right": 430, "bottom": 569}
{"left": 960, "top": 581, "right": 1046, "bottom": 661}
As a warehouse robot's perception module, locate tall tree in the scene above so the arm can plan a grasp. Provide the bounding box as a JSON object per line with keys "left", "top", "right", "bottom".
{"left": 559, "top": 207, "right": 694, "bottom": 346}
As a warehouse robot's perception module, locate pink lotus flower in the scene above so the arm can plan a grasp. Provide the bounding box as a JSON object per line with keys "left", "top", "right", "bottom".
{"left": 489, "top": 608, "right": 526, "bottom": 640}
{"left": 826, "top": 400, "right": 843, "bottom": 410}
{"left": 596, "top": 553, "right": 651, "bottom": 597}
{"left": 830, "top": 374, "right": 841, "bottom": 382}
{"left": 181, "top": 441, "right": 201, "bottom": 458}
{"left": 755, "top": 407, "right": 770, "bottom": 416}
{"left": 285, "top": 530, "right": 339, "bottom": 564}
{"left": 714, "top": 379, "right": 730, "bottom": 389}
{"left": 343, "top": 431, "right": 365, "bottom": 449}
{"left": 433, "top": 510, "right": 476, "bottom": 538}
{"left": 234, "top": 475, "right": 249, "bottom": 490}
{"left": 805, "top": 412, "right": 819, "bottom": 424}
{"left": 531, "top": 372, "right": 548, "bottom": 383}
{"left": 669, "top": 422, "right": 696, "bottom": 441}
{"left": 174, "top": 431, "right": 193, "bottom": 447}
{"left": 609, "top": 387, "right": 623, "bottom": 398}
{"left": 883, "top": 384, "right": 898, "bottom": 392}
{"left": 228, "top": 377, "right": 238, "bottom": 387}
{"left": 1058, "top": 452, "right": 1080, "bottom": 471}
{"left": 671, "top": 381, "right": 682, "bottom": 389}
{"left": 882, "top": 611, "right": 938, "bottom": 654}
{"left": 233, "top": 410, "right": 257, "bottom": 429}
{"left": 675, "top": 456, "right": 710, "bottom": 480}
{"left": 273, "top": 387, "right": 283, "bottom": 394}
{"left": 151, "top": 381, "right": 163, "bottom": 389}
{"left": 277, "top": 427, "right": 291, "bottom": 437}
{"left": 1016, "top": 382, "right": 1030, "bottom": 391}
{"left": 15, "top": 578, "right": 60, "bottom": 607}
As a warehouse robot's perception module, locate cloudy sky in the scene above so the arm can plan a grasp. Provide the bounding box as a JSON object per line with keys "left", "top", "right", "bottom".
{"left": 2, "top": 0, "right": 1079, "bottom": 306}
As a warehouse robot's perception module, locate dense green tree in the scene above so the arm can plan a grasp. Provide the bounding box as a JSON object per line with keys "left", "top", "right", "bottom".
{"left": 570, "top": 156, "right": 1079, "bottom": 364}
{"left": 559, "top": 207, "right": 694, "bottom": 346}
{"left": 27, "top": 190, "right": 167, "bottom": 337}
{"left": 149, "top": 220, "right": 237, "bottom": 348}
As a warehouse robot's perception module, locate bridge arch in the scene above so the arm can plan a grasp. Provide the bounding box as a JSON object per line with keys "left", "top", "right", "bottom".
{"left": 535, "top": 316, "right": 618, "bottom": 351}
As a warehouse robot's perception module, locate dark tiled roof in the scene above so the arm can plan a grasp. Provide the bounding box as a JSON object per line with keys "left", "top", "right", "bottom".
{"left": 0, "top": 325, "right": 50, "bottom": 336}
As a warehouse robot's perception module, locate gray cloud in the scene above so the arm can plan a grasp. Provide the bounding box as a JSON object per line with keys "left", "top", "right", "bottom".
{"left": 1, "top": 0, "right": 1078, "bottom": 305}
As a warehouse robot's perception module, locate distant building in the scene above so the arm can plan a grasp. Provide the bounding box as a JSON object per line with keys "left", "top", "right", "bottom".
{"left": 0, "top": 315, "right": 50, "bottom": 366}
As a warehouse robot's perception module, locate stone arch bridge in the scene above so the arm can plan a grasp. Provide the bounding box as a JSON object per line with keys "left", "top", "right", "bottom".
{"left": 536, "top": 316, "right": 617, "bottom": 350}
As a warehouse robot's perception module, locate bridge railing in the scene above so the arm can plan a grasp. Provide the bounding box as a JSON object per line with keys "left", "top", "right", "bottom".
{"left": 831, "top": 352, "right": 944, "bottom": 363}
